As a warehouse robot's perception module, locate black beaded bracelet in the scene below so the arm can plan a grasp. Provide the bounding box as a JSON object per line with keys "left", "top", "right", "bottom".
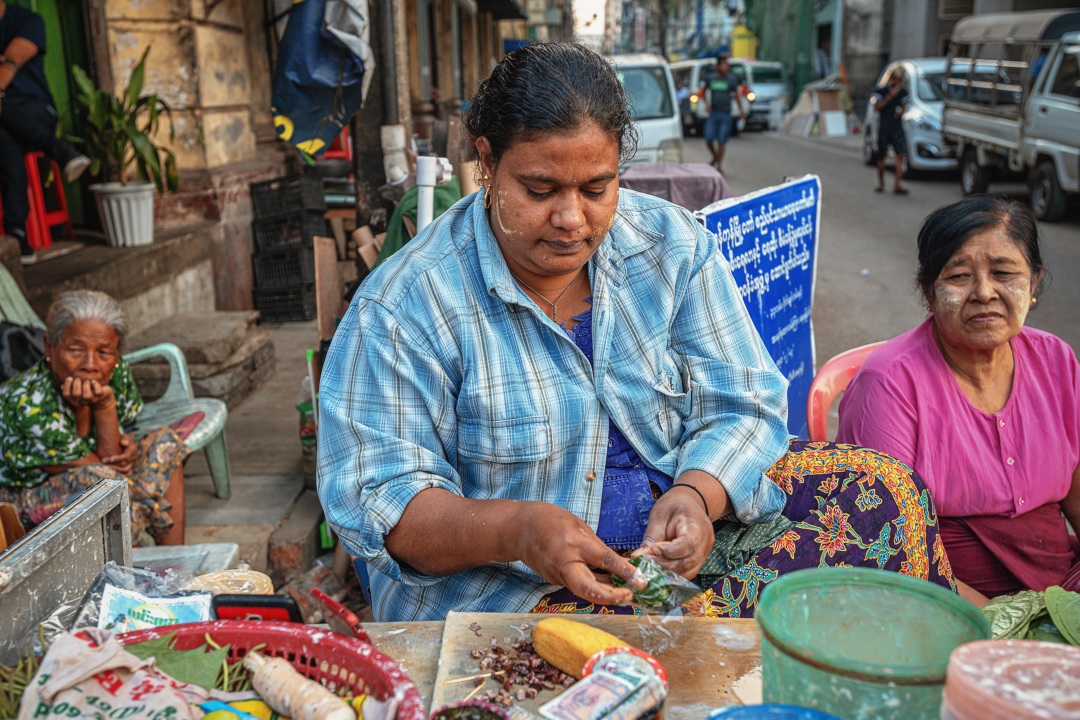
{"left": 671, "top": 483, "right": 710, "bottom": 518}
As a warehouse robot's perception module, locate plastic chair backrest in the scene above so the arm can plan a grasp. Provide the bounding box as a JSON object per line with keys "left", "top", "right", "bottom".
{"left": 122, "top": 343, "right": 194, "bottom": 403}
{"left": 806, "top": 341, "right": 884, "bottom": 442}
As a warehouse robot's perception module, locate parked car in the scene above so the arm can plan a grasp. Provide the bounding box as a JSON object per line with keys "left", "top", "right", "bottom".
{"left": 729, "top": 58, "right": 790, "bottom": 131}
{"left": 669, "top": 57, "right": 752, "bottom": 137}
{"left": 609, "top": 54, "right": 683, "bottom": 164}
{"left": 862, "top": 58, "right": 958, "bottom": 175}
{"left": 942, "top": 9, "right": 1080, "bottom": 221}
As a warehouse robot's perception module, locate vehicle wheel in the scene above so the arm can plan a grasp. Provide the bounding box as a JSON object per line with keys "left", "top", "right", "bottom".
{"left": 863, "top": 130, "right": 876, "bottom": 166}
{"left": 960, "top": 147, "right": 992, "bottom": 195}
{"left": 1030, "top": 161, "right": 1068, "bottom": 222}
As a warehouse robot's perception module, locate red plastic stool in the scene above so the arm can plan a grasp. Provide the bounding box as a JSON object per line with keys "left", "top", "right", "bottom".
{"left": 24, "top": 151, "right": 76, "bottom": 250}
{"left": 322, "top": 127, "right": 353, "bottom": 162}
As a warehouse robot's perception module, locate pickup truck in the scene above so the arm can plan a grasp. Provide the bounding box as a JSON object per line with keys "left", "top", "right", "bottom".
{"left": 942, "top": 9, "right": 1080, "bottom": 221}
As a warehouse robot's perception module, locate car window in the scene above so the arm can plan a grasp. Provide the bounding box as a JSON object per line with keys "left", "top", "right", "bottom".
{"left": 729, "top": 64, "right": 747, "bottom": 83}
{"left": 750, "top": 67, "right": 785, "bottom": 84}
{"left": 672, "top": 68, "right": 691, "bottom": 86}
{"left": 1049, "top": 49, "right": 1080, "bottom": 98}
{"left": 617, "top": 66, "right": 674, "bottom": 120}
{"left": 917, "top": 72, "right": 945, "bottom": 101}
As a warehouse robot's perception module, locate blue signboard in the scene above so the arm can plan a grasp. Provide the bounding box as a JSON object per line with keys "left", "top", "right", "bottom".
{"left": 697, "top": 175, "right": 820, "bottom": 438}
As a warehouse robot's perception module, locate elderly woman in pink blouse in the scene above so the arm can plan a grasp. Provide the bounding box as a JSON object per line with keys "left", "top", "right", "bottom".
{"left": 837, "top": 195, "right": 1079, "bottom": 606}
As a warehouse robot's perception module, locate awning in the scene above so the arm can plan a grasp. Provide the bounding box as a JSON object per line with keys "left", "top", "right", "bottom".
{"left": 951, "top": 9, "right": 1080, "bottom": 45}
{"left": 476, "top": 0, "right": 526, "bottom": 21}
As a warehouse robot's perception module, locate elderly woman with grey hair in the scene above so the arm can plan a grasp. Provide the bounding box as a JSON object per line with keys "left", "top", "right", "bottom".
{"left": 0, "top": 290, "right": 187, "bottom": 545}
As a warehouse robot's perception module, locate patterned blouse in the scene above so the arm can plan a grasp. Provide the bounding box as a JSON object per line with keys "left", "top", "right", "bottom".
{"left": 0, "top": 358, "right": 143, "bottom": 488}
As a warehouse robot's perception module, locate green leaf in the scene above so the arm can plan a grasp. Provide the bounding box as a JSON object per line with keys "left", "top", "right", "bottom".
{"left": 980, "top": 589, "right": 1046, "bottom": 639}
{"left": 124, "top": 634, "right": 232, "bottom": 689}
{"left": 1045, "top": 585, "right": 1080, "bottom": 646}
{"left": 125, "top": 48, "right": 150, "bottom": 110}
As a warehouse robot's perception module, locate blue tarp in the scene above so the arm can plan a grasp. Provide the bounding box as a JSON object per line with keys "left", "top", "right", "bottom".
{"left": 272, "top": 0, "right": 371, "bottom": 158}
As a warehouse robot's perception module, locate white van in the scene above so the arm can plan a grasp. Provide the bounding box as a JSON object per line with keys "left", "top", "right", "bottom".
{"left": 730, "top": 59, "right": 790, "bottom": 131}
{"left": 669, "top": 57, "right": 752, "bottom": 136}
{"left": 609, "top": 54, "right": 684, "bottom": 164}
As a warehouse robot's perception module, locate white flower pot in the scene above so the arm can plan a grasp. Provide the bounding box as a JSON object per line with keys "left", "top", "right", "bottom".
{"left": 90, "top": 182, "right": 155, "bottom": 247}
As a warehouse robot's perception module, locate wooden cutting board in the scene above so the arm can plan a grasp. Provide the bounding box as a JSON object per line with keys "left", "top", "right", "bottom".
{"left": 429, "top": 612, "right": 762, "bottom": 718}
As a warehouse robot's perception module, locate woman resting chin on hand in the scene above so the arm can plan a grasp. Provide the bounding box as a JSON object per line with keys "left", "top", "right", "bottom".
{"left": 317, "top": 43, "right": 958, "bottom": 623}
{"left": 0, "top": 290, "right": 188, "bottom": 546}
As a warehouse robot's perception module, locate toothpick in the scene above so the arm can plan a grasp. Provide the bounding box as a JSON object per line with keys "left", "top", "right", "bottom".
{"left": 462, "top": 682, "right": 487, "bottom": 702}
{"left": 443, "top": 670, "right": 504, "bottom": 686}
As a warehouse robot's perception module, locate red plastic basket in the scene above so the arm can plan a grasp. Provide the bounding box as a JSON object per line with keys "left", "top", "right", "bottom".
{"left": 116, "top": 621, "right": 426, "bottom": 720}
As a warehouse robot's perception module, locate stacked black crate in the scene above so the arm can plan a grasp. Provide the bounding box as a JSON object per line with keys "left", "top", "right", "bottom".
{"left": 250, "top": 174, "right": 327, "bottom": 322}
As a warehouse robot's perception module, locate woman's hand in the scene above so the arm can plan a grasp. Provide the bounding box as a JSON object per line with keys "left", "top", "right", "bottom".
{"left": 635, "top": 487, "right": 715, "bottom": 579}
{"left": 513, "top": 502, "right": 646, "bottom": 606}
{"left": 100, "top": 434, "right": 137, "bottom": 476}
{"left": 60, "top": 376, "right": 116, "bottom": 412}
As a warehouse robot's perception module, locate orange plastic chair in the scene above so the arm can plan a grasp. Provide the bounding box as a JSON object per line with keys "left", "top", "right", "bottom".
{"left": 806, "top": 341, "right": 884, "bottom": 442}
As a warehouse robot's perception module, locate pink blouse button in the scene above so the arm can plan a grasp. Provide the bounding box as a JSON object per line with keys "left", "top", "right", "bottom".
{"left": 1018, "top": 497, "right": 1025, "bottom": 506}
{"left": 998, "top": 419, "right": 1005, "bottom": 428}
{"left": 1006, "top": 457, "right": 1015, "bottom": 466}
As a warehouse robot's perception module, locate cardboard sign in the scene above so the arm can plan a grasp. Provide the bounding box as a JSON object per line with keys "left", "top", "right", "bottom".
{"left": 696, "top": 175, "right": 820, "bottom": 438}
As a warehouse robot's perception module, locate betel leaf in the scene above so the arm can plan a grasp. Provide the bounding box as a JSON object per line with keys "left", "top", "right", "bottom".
{"left": 1045, "top": 585, "right": 1080, "bottom": 646}
{"left": 124, "top": 634, "right": 232, "bottom": 689}
{"left": 1026, "top": 618, "right": 1068, "bottom": 644}
{"left": 979, "top": 589, "right": 1046, "bottom": 639}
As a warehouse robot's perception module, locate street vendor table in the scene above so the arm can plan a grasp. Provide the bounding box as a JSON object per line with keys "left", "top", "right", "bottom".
{"left": 363, "top": 612, "right": 762, "bottom": 717}
{"left": 620, "top": 162, "right": 732, "bottom": 211}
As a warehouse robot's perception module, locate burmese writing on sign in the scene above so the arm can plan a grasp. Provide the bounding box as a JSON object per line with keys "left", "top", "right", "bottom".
{"left": 697, "top": 175, "right": 820, "bottom": 437}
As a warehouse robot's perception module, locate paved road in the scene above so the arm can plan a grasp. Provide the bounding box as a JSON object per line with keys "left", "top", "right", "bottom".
{"left": 683, "top": 132, "right": 1080, "bottom": 367}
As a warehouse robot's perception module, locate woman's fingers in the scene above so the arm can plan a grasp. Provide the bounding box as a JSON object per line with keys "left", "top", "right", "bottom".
{"left": 561, "top": 564, "right": 635, "bottom": 606}
{"left": 587, "top": 543, "right": 647, "bottom": 590}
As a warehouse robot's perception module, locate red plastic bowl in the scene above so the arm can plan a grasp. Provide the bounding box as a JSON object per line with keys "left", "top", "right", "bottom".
{"left": 117, "top": 620, "right": 426, "bottom": 719}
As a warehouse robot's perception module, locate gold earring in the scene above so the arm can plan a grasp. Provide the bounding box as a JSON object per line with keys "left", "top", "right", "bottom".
{"left": 925, "top": 306, "right": 932, "bottom": 313}
{"left": 1031, "top": 297, "right": 1037, "bottom": 305}
{"left": 484, "top": 185, "right": 492, "bottom": 209}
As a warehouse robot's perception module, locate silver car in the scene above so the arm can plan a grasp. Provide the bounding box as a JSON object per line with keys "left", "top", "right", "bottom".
{"left": 862, "top": 58, "right": 957, "bottom": 173}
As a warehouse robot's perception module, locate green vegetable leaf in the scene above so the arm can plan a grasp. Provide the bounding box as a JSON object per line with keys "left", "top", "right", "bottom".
{"left": 980, "top": 589, "right": 1046, "bottom": 639}
{"left": 1045, "top": 585, "right": 1080, "bottom": 646}
{"left": 124, "top": 634, "right": 232, "bottom": 689}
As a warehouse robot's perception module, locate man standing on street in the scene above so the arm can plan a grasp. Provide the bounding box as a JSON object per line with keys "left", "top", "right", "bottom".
{"left": 871, "top": 69, "right": 909, "bottom": 195}
{"left": 702, "top": 56, "right": 746, "bottom": 175}
{"left": 0, "top": 0, "right": 90, "bottom": 264}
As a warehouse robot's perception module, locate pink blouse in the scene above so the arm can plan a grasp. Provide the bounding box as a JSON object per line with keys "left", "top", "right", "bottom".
{"left": 836, "top": 320, "right": 1080, "bottom": 519}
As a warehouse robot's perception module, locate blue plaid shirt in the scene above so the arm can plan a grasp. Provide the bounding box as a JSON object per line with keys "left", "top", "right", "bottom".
{"left": 317, "top": 189, "right": 789, "bottom": 621}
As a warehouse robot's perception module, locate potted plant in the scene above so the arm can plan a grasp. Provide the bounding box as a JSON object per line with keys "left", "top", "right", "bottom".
{"left": 71, "top": 47, "right": 178, "bottom": 247}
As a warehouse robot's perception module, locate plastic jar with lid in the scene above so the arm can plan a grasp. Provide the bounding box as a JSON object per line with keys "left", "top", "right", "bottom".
{"left": 941, "top": 639, "right": 1080, "bottom": 719}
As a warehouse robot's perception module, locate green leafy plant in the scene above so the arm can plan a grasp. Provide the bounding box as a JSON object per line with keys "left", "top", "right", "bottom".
{"left": 70, "top": 47, "right": 178, "bottom": 193}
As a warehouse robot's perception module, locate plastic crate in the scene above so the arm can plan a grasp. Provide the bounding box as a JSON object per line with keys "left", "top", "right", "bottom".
{"left": 252, "top": 211, "right": 327, "bottom": 252}
{"left": 254, "top": 283, "right": 317, "bottom": 322}
{"left": 250, "top": 173, "right": 326, "bottom": 219}
{"left": 117, "top": 620, "right": 425, "bottom": 719}
{"left": 253, "top": 247, "right": 316, "bottom": 289}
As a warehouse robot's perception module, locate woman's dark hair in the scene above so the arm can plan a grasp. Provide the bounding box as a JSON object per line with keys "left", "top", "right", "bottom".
{"left": 463, "top": 43, "right": 638, "bottom": 166}
{"left": 916, "top": 195, "right": 1046, "bottom": 301}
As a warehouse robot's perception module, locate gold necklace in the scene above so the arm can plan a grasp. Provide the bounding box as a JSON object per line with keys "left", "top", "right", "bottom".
{"left": 508, "top": 265, "right": 586, "bottom": 321}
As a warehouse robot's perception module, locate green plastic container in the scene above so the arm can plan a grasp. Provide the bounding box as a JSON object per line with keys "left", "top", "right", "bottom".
{"left": 756, "top": 568, "right": 990, "bottom": 720}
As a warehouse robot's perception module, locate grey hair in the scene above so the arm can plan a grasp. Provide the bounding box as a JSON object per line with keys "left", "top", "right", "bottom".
{"left": 46, "top": 290, "right": 128, "bottom": 347}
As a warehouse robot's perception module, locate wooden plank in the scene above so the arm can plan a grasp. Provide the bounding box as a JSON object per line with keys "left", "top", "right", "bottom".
{"left": 366, "top": 621, "right": 445, "bottom": 711}
{"left": 427, "top": 612, "right": 761, "bottom": 716}
{"left": 313, "top": 235, "right": 342, "bottom": 341}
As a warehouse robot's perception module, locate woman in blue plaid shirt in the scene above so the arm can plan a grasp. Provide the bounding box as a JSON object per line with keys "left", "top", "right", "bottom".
{"left": 317, "top": 43, "right": 955, "bottom": 621}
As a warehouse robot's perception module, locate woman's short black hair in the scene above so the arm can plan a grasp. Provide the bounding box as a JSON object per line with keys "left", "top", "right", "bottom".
{"left": 916, "top": 194, "right": 1046, "bottom": 301}
{"left": 463, "top": 43, "right": 638, "bottom": 166}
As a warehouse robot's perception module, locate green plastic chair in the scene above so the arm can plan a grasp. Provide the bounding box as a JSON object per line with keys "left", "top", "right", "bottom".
{"left": 0, "top": 263, "right": 231, "bottom": 499}
{"left": 123, "top": 343, "right": 231, "bottom": 500}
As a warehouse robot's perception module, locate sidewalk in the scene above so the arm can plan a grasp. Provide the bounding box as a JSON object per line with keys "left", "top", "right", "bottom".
{"left": 181, "top": 320, "right": 323, "bottom": 579}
